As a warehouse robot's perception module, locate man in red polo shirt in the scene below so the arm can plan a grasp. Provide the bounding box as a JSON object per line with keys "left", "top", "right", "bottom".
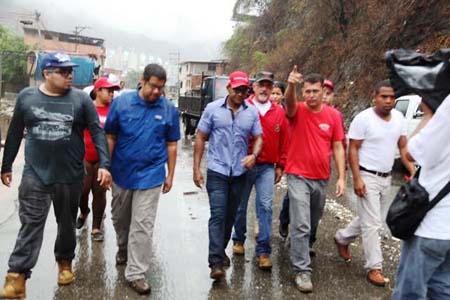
{"left": 285, "top": 66, "right": 346, "bottom": 293}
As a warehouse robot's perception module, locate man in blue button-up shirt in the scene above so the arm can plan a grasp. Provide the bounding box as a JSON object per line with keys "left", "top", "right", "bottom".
{"left": 104, "top": 64, "right": 180, "bottom": 295}
{"left": 193, "top": 71, "right": 263, "bottom": 280}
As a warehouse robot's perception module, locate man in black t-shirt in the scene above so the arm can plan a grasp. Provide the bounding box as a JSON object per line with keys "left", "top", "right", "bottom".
{"left": 0, "top": 52, "right": 112, "bottom": 299}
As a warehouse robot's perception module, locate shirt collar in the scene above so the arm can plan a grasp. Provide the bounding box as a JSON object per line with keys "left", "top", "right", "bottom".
{"left": 222, "top": 96, "right": 248, "bottom": 110}
{"left": 132, "top": 91, "right": 164, "bottom": 108}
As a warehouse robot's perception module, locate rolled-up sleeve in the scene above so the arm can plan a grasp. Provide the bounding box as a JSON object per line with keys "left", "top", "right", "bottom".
{"left": 197, "top": 105, "right": 212, "bottom": 134}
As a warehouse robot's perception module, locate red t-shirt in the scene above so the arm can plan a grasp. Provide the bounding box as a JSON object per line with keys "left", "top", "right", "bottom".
{"left": 285, "top": 102, "right": 344, "bottom": 180}
{"left": 84, "top": 105, "right": 109, "bottom": 162}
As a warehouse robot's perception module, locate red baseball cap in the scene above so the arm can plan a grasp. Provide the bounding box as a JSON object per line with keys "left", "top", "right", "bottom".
{"left": 324, "top": 79, "right": 334, "bottom": 91}
{"left": 228, "top": 71, "right": 250, "bottom": 88}
{"left": 90, "top": 77, "right": 120, "bottom": 99}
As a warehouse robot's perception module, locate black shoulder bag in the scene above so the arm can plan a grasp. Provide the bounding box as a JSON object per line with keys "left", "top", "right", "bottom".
{"left": 386, "top": 169, "right": 450, "bottom": 240}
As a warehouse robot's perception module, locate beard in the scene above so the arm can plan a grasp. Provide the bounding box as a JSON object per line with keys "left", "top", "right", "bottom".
{"left": 256, "top": 94, "right": 270, "bottom": 103}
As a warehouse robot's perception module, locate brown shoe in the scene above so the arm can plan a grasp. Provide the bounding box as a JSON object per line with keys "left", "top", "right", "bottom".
{"left": 334, "top": 237, "right": 351, "bottom": 262}
{"left": 57, "top": 260, "right": 74, "bottom": 286}
{"left": 367, "top": 269, "right": 386, "bottom": 287}
{"left": 257, "top": 254, "right": 272, "bottom": 270}
{"left": 0, "top": 272, "right": 26, "bottom": 299}
{"left": 128, "top": 279, "right": 151, "bottom": 295}
{"left": 209, "top": 266, "right": 225, "bottom": 280}
{"left": 232, "top": 242, "right": 245, "bottom": 255}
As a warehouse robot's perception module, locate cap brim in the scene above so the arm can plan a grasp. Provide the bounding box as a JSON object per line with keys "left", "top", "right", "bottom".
{"left": 230, "top": 81, "right": 250, "bottom": 88}
{"left": 255, "top": 78, "right": 274, "bottom": 84}
{"left": 58, "top": 62, "right": 79, "bottom": 68}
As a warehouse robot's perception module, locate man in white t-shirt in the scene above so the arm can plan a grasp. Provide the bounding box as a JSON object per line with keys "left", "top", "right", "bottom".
{"left": 392, "top": 95, "right": 450, "bottom": 299}
{"left": 334, "top": 80, "right": 414, "bottom": 286}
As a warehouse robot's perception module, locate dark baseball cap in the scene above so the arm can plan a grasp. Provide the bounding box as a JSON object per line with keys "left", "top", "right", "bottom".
{"left": 255, "top": 71, "right": 274, "bottom": 84}
{"left": 40, "top": 52, "right": 78, "bottom": 70}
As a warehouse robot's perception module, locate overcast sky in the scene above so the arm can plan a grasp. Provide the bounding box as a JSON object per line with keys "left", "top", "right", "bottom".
{"left": 1, "top": 0, "right": 238, "bottom": 58}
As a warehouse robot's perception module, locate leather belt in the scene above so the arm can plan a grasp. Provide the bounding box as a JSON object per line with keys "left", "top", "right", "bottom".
{"left": 359, "top": 166, "right": 391, "bottom": 178}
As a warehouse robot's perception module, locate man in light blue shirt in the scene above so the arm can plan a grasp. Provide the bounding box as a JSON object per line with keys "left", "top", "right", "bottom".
{"left": 193, "top": 70, "right": 263, "bottom": 280}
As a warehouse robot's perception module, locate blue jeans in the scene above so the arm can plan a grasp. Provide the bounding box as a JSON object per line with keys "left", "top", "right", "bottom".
{"left": 206, "top": 169, "right": 246, "bottom": 268}
{"left": 393, "top": 236, "right": 450, "bottom": 300}
{"left": 232, "top": 163, "right": 275, "bottom": 255}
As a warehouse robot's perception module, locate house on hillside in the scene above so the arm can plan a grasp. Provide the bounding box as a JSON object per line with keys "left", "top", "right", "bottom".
{"left": 179, "top": 60, "right": 227, "bottom": 96}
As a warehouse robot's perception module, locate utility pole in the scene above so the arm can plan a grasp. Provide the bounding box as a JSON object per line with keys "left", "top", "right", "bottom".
{"left": 34, "top": 10, "right": 42, "bottom": 50}
{"left": 169, "top": 51, "right": 180, "bottom": 100}
{"left": 0, "top": 53, "right": 3, "bottom": 98}
{"left": 73, "top": 26, "right": 90, "bottom": 54}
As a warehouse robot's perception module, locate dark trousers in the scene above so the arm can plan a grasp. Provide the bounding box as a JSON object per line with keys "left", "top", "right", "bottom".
{"left": 79, "top": 160, "right": 106, "bottom": 229}
{"left": 206, "top": 169, "right": 246, "bottom": 268}
{"left": 8, "top": 175, "right": 82, "bottom": 278}
{"left": 279, "top": 192, "right": 290, "bottom": 226}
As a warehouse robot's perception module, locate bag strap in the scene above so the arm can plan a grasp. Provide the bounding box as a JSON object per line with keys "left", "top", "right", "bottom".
{"left": 427, "top": 176, "right": 450, "bottom": 211}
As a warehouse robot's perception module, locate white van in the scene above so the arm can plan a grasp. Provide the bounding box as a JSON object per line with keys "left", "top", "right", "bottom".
{"left": 394, "top": 95, "right": 423, "bottom": 159}
{"left": 395, "top": 95, "right": 423, "bottom": 137}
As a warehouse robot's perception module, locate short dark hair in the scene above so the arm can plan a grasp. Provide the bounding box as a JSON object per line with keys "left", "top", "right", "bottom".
{"left": 143, "top": 64, "right": 167, "bottom": 82}
{"left": 373, "top": 80, "right": 392, "bottom": 93}
{"left": 273, "top": 81, "right": 285, "bottom": 94}
{"left": 303, "top": 73, "right": 324, "bottom": 86}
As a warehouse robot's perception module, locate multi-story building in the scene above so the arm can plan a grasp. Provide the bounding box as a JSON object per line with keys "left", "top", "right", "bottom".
{"left": 178, "top": 60, "right": 226, "bottom": 96}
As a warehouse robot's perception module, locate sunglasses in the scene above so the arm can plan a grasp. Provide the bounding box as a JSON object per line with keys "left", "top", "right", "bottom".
{"left": 233, "top": 86, "right": 249, "bottom": 94}
{"left": 47, "top": 68, "right": 73, "bottom": 78}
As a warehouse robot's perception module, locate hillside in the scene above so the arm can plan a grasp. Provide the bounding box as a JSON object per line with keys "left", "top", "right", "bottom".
{"left": 223, "top": 0, "right": 450, "bottom": 119}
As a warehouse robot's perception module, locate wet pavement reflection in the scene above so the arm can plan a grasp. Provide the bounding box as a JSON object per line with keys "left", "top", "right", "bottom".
{"left": 0, "top": 136, "right": 406, "bottom": 299}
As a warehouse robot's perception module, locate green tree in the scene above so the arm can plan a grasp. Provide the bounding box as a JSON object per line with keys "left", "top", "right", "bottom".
{"left": 123, "top": 69, "right": 142, "bottom": 89}
{"left": 0, "top": 26, "right": 29, "bottom": 94}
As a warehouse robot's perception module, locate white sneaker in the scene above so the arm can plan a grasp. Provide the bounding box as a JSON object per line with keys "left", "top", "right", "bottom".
{"left": 295, "top": 273, "right": 313, "bottom": 293}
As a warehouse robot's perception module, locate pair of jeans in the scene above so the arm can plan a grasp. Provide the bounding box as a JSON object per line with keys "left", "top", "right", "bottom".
{"left": 206, "top": 169, "right": 246, "bottom": 268}
{"left": 8, "top": 175, "right": 82, "bottom": 278}
{"left": 232, "top": 163, "right": 275, "bottom": 255}
{"left": 79, "top": 160, "right": 107, "bottom": 230}
{"left": 392, "top": 236, "right": 450, "bottom": 300}
{"left": 288, "top": 174, "right": 327, "bottom": 274}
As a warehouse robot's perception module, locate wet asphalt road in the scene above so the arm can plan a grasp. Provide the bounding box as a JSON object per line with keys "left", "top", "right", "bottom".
{"left": 0, "top": 137, "right": 405, "bottom": 300}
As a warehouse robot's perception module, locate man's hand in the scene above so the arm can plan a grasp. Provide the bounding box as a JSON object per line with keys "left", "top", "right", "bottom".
{"left": 287, "top": 65, "right": 303, "bottom": 85}
{"left": 275, "top": 167, "right": 283, "bottom": 184}
{"left": 1, "top": 172, "right": 12, "bottom": 187}
{"left": 336, "top": 178, "right": 346, "bottom": 197}
{"left": 162, "top": 176, "right": 173, "bottom": 194}
{"left": 241, "top": 154, "right": 257, "bottom": 170}
{"left": 97, "top": 168, "right": 112, "bottom": 189}
{"left": 193, "top": 169, "right": 204, "bottom": 189}
{"left": 353, "top": 177, "right": 366, "bottom": 197}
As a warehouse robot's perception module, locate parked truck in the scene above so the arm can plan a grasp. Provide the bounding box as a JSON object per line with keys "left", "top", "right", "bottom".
{"left": 27, "top": 51, "right": 97, "bottom": 89}
{"left": 179, "top": 75, "right": 229, "bottom": 137}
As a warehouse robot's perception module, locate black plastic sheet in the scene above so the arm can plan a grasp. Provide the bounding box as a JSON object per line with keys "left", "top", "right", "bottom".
{"left": 385, "top": 48, "right": 450, "bottom": 112}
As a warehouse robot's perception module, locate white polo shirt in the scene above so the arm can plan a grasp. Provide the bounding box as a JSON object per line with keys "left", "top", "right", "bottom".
{"left": 348, "top": 108, "right": 407, "bottom": 173}
{"left": 411, "top": 94, "right": 450, "bottom": 240}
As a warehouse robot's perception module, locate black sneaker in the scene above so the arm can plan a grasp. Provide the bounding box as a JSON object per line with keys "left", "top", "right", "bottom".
{"left": 223, "top": 254, "right": 231, "bottom": 267}
{"left": 116, "top": 250, "right": 127, "bottom": 265}
{"left": 75, "top": 209, "right": 90, "bottom": 229}
{"left": 279, "top": 223, "right": 289, "bottom": 238}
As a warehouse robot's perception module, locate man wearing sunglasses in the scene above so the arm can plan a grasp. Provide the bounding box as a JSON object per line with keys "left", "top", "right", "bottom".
{"left": 0, "top": 52, "right": 111, "bottom": 298}
{"left": 193, "top": 71, "right": 263, "bottom": 280}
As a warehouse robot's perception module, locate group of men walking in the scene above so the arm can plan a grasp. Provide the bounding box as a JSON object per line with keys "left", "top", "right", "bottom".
{"left": 0, "top": 50, "right": 449, "bottom": 299}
